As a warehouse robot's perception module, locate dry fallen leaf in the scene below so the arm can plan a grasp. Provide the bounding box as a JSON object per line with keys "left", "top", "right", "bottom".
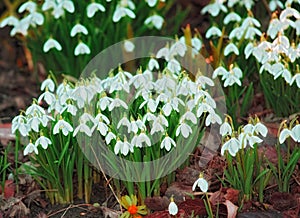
{"left": 144, "top": 196, "right": 169, "bottom": 211}
{"left": 223, "top": 199, "right": 238, "bottom": 218}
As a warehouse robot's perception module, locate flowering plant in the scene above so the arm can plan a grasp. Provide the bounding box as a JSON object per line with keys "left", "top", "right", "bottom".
{"left": 202, "top": 0, "right": 300, "bottom": 120}
{"left": 120, "top": 195, "right": 147, "bottom": 218}
{"left": 270, "top": 117, "right": 300, "bottom": 192}
{"left": 11, "top": 33, "right": 222, "bottom": 204}
{"left": 0, "top": 0, "right": 186, "bottom": 78}
{"left": 220, "top": 116, "right": 271, "bottom": 203}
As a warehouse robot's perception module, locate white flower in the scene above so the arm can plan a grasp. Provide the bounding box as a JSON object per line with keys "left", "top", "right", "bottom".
{"left": 223, "top": 66, "right": 243, "bottom": 87}
{"left": 70, "top": 24, "right": 88, "bottom": 37}
{"left": 144, "top": 15, "right": 164, "bottom": 30}
{"left": 35, "top": 135, "right": 52, "bottom": 149}
{"left": 148, "top": 58, "right": 160, "bottom": 71}
{"left": 98, "top": 95, "right": 113, "bottom": 111}
{"left": 291, "top": 124, "right": 300, "bottom": 142}
{"left": 74, "top": 42, "right": 91, "bottom": 56}
{"left": 114, "top": 137, "right": 134, "bottom": 156}
{"left": 205, "top": 26, "right": 222, "bottom": 39}
{"left": 10, "top": 18, "right": 30, "bottom": 36}
{"left": 180, "top": 111, "right": 197, "bottom": 124}
{"left": 105, "top": 131, "right": 116, "bottom": 144}
{"left": 168, "top": 198, "right": 178, "bottom": 216}
{"left": 176, "top": 122, "right": 192, "bottom": 138}
{"left": 53, "top": 118, "right": 73, "bottom": 136}
{"left": 12, "top": 115, "right": 29, "bottom": 136}
{"left": 117, "top": 115, "right": 130, "bottom": 130}
{"left": 220, "top": 121, "right": 232, "bottom": 136}
{"left": 269, "top": 0, "right": 284, "bottom": 11}
{"left": 145, "top": 0, "right": 157, "bottom": 7}
{"left": 73, "top": 123, "right": 92, "bottom": 137}
{"left": 224, "top": 43, "right": 239, "bottom": 56}
{"left": 43, "top": 38, "right": 62, "bottom": 53}
{"left": 124, "top": 40, "right": 135, "bottom": 52}
{"left": 201, "top": 0, "right": 227, "bottom": 17}
{"left": 221, "top": 137, "right": 240, "bottom": 156}
{"left": 25, "top": 103, "right": 45, "bottom": 116}
{"left": 87, "top": 2, "right": 105, "bottom": 18}
{"left": 38, "top": 91, "right": 56, "bottom": 105}
{"left": 108, "top": 98, "right": 128, "bottom": 111}
{"left": 112, "top": 5, "right": 136, "bottom": 22}
{"left": 192, "top": 174, "right": 208, "bottom": 192}
{"left": 133, "top": 132, "right": 151, "bottom": 147}
{"left": 24, "top": 141, "right": 38, "bottom": 155}
{"left": 18, "top": 1, "right": 37, "bottom": 13}
{"left": 239, "top": 133, "right": 263, "bottom": 148}
{"left": 243, "top": 123, "right": 268, "bottom": 137}
{"left": 291, "top": 74, "right": 300, "bottom": 88}
{"left": 244, "top": 42, "right": 254, "bottom": 59}
{"left": 205, "top": 112, "right": 222, "bottom": 126}
{"left": 161, "top": 135, "right": 176, "bottom": 151}
{"left": 0, "top": 16, "right": 19, "bottom": 28}
{"left": 224, "top": 12, "right": 241, "bottom": 24}
{"left": 139, "top": 94, "right": 158, "bottom": 112}
{"left": 49, "top": 0, "right": 75, "bottom": 19}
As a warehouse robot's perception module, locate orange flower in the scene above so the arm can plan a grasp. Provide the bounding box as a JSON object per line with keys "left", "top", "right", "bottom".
{"left": 120, "top": 195, "right": 147, "bottom": 218}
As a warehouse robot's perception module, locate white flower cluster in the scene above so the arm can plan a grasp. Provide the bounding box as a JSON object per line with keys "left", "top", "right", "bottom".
{"left": 1, "top": 0, "right": 165, "bottom": 56}
{"left": 245, "top": 4, "right": 300, "bottom": 87}
{"left": 201, "top": 0, "right": 255, "bottom": 17}
{"left": 12, "top": 58, "right": 221, "bottom": 157}
{"left": 220, "top": 119, "right": 268, "bottom": 157}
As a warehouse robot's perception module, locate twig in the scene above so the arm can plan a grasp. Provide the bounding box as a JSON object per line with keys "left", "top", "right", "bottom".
{"left": 47, "top": 203, "right": 93, "bottom": 217}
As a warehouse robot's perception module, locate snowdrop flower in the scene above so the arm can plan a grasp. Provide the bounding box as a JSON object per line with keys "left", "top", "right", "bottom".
{"left": 38, "top": 91, "right": 56, "bottom": 105}
{"left": 74, "top": 42, "right": 91, "bottom": 56}
{"left": 160, "top": 134, "right": 176, "bottom": 151}
{"left": 139, "top": 94, "right": 158, "bottom": 112}
{"left": 70, "top": 24, "right": 88, "bottom": 37}
{"left": 144, "top": 15, "right": 164, "bottom": 30}
{"left": 24, "top": 140, "right": 38, "bottom": 155}
{"left": 205, "top": 112, "right": 222, "bottom": 126}
{"left": 42, "top": 0, "right": 73, "bottom": 19}
{"left": 10, "top": 18, "right": 30, "bottom": 36}
{"left": 98, "top": 94, "right": 113, "bottom": 111}
{"left": 205, "top": 26, "right": 222, "bottom": 38}
{"left": 112, "top": 2, "right": 136, "bottom": 23}
{"left": 192, "top": 173, "right": 209, "bottom": 192}
{"left": 53, "top": 118, "right": 73, "bottom": 136}
{"left": 224, "top": 12, "right": 241, "bottom": 24}
{"left": 27, "top": 112, "right": 45, "bottom": 132}
{"left": 280, "top": 7, "right": 300, "bottom": 21}
{"left": 142, "top": 111, "right": 156, "bottom": 123}
{"left": 239, "top": 132, "right": 263, "bottom": 148}
{"left": 148, "top": 58, "right": 160, "bottom": 71}
{"left": 12, "top": 115, "right": 29, "bottom": 136}
{"left": 201, "top": 0, "right": 227, "bottom": 17}
{"left": 25, "top": 102, "right": 45, "bottom": 116}
{"left": 244, "top": 42, "right": 254, "bottom": 59}
{"left": 43, "top": 38, "right": 62, "bottom": 53}
{"left": 87, "top": 2, "right": 105, "bottom": 18}
{"left": 215, "top": 65, "right": 242, "bottom": 87}
{"left": 35, "top": 135, "right": 52, "bottom": 149}
{"left": 168, "top": 197, "right": 178, "bottom": 216}
{"left": 25, "top": 12, "right": 44, "bottom": 27}
{"left": 108, "top": 97, "right": 128, "bottom": 111}
{"left": 18, "top": 1, "right": 37, "bottom": 13}
{"left": 105, "top": 131, "right": 116, "bottom": 144}
{"left": 195, "top": 75, "right": 214, "bottom": 89}
{"left": 94, "top": 118, "right": 109, "bottom": 136}
{"left": 224, "top": 42, "right": 239, "bottom": 56}
{"left": 124, "top": 40, "right": 135, "bottom": 52}
{"left": 0, "top": 16, "right": 19, "bottom": 28}
{"left": 114, "top": 137, "right": 134, "bottom": 156}
{"left": 73, "top": 123, "right": 92, "bottom": 137}
{"left": 132, "top": 132, "right": 151, "bottom": 147}
{"left": 221, "top": 137, "right": 240, "bottom": 156}
{"left": 117, "top": 115, "right": 130, "bottom": 130}
{"left": 61, "top": 103, "right": 78, "bottom": 116}
{"left": 243, "top": 122, "right": 268, "bottom": 137}
{"left": 220, "top": 121, "right": 232, "bottom": 136}
{"left": 150, "top": 113, "right": 168, "bottom": 135}
{"left": 291, "top": 73, "right": 300, "bottom": 88}
{"left": 145, "top": 0, "right": 158, "bottom": 7}
{"left": 129, "top": 117, "right": 145, "bottom": 134}
{"left": 180, "top": 110, "right": 197, "bottom": 124}
{"left": 129, "top": 70, "right": 151, "bottom": 89}
{"left": 269, "top": 0, "right": 284, "bottom": 11}
{"left": 41, "top": 77, "right": 55, "bottom": 92}
{"left": 291, "top": 124, "right": 300, "bottom": 142}
{"left": 176, "top": 122, "right": 192, "bottom": 138}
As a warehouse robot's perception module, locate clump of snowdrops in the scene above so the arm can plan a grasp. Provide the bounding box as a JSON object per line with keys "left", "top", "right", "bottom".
{"left": 0, "top": 0, "right": 186, "bottom": 78}
{"left": 202, "top": 0, "right": 300, "bottom": 119}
